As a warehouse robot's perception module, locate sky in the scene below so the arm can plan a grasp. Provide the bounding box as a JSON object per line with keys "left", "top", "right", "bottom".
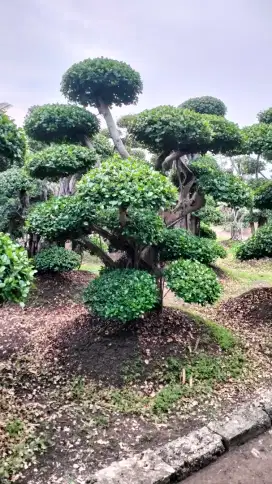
{"left": 1, "top": 0, "right": 272, "bottom": 127}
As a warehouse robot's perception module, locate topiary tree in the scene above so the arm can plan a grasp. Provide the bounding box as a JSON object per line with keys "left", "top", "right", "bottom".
{"left": 179, "top": 96, "right": 227, "bottom": 117}
{"left": 0, "top": 232, "right": 35, "bottom": 304}
{"left": 257, "top": 108, "right": 272, "bottom": 125}
{"left": 242, "top": 123, "right": 272, "bottom": 177}
{"left": 0, "top": 112, "right": 26, "bottom": 171}
{"left": 24, "top": 103, "right": 100, "bottom": 147}
{"left": 26, "top": 153, "right": 224, "bottom": 321}
{"left": 129, "top": 107, "right": 248, "bottom": 234}
{"left": 61, "top": 57, "right": 143, "bottom": 158}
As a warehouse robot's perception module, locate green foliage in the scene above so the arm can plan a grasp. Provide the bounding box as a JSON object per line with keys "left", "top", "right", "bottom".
{"left": 88, "top": 234, "right": 108, "bottom": 253}
{"left": 117, "top": 114, "right": 137, "bottom": 129}
{"left": 190, "top": 312, "right": 237, "bottom": 350}
{"left": 257, "top": 108, "right": 272, "bottom": 125}
{"left": 195, "top": 195, "right": 223, "bottom": 225}
{"left": 128, "top": 147, "right": 146, "bottom": 161}
{"left": 0, "top": 113, "right": 26, "bottom": 171}
{"left": 92, "top": 133, "right": 113, "bottom": 160}
{"left": 83, "top": 269, "right": 159, "bottom": 321}
{"left": 254, "top": 181, "right": 272, "bottom": 210}
{"left": 24, "top": 103, "right": 99, "bottom": 144}
{"left": 28, "top": 144, "right": 98, "bottom": 180}
{"left": 34, "top": 246, "right": 81, "bottom": 273}
{"left": 0, "top": 233, "right": 35, "bottom": 304}
{"left": 26, "top": 195, "right": 94, "bottom": 241}
{"left": 236, "top": 223, "right": 272, "bottom": 260}
{"left": 153, "top": 384, "right": 186, "bottom": 414}
{"left": 243, "top": 123, "right": 272, "bottom": 156}
{"left": 78, "top": 155, "right": 177, "bottom": 211}
{"left": 158, "top": 228, "right": 226, "bottom": 264}
{"left": 130, "top": 106, "right": 212, "bottom": 154}
{"left": 179, "top": 96, "right": 227, "bottom": 117}
{"left": 203, "top": 115, "right": 243, "bottom": 155}
{"left": 0, "top": 167, "right": 32, "bottom": 197}
{"left": 191, "top": 157, "right": 253, "bottom": 208}
{"left": 164, "top": 259, "right": 221, "bottom": 305}
{"left": 61, "top": 57, "right": 143, "bottom": 108}
{"left": 199, "top": 222, "right": 216, "bottom": 240}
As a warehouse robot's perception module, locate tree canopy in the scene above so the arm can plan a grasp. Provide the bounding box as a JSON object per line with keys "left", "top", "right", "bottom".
{"left": 179, "top": 96, "right": 227, "bottom": 117}
{"left": 257, "top": 108, "right": 272, "bottom": 125}
{"left": 0, "top": 112, "right": 26, "bottom": 171}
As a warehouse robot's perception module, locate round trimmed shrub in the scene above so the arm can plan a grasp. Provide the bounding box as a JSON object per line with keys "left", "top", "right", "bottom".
{"left": 28, "top": 144, "right": 98, "bottom": 180}
{"left": 83, "top": 269, "right": 159, "bottom": 321}
{"left": 34, "top": 246, "right": 81, "bottom": 273}
{"left": 179, "top": 96, "right": 227, "bottom": 117}
{"left": 24, "top": 103, "right": 99, "bottom": 143}
{"left": 0, "top": 113, "right": 26, "bottom": 171}
{"left": 0, "top": 232, "right": 35, "bottom": 304}
{"left": 164, "top": 259, "right": 221, "bottom": 305}
{"left": 158, "top": 228, "right": 226, "bottom": 264}
{"left": 236, "top": 224, "right": 272, "bottom": 260}
{"left": 199, "top": 222, "right": 217, "bottom": 240}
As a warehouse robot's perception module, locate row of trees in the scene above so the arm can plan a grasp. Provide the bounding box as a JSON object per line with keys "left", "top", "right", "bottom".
{"left": 1, "top": 57, "right": 272, "bottom": 313}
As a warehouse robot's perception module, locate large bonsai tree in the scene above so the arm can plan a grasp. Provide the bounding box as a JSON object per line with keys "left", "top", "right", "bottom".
{"left": 0, "top": 112, "right": 26, "bottom": 172}
{"left": 61, "top": 57, "right": 143, "bottom": 158}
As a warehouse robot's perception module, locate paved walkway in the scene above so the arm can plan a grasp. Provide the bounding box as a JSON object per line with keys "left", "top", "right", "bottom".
{"left": 182, "top": 430, "right": 272, "bottom": 484}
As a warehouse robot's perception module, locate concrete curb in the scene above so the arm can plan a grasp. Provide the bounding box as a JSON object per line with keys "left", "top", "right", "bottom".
{"left": 88, "top": 390, "right": 272, "bottom": 484}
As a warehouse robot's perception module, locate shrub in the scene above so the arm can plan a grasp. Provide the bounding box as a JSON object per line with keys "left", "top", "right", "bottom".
{"left": 0, "top": 233, "right": 35, "bottom": 304}
{"left": 34, "top": 246, "right": 81, "bottom": 273}
{"left": 0, "top": 113, "right": 26, "bottom": 171}
{"left": 236, "top": 224, "right": 272, "bottom": 260}
{"left": 199, "top": 222, "right": 216, "bottom": 240}
{"left": 83, "top": 269, "right": 159, "bottom": 321}
{"left": 158, "top": 228, "right": 226, "bottom": 264}
{"left": 164, "top": 259, "right": 221, "bottom": 305}
{"left": 179, "top": 96, "right": 227, "bottom": 117}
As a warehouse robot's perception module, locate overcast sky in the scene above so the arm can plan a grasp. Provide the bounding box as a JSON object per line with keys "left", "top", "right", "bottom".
{"left": 2, "top": 0, "right": 271, "bottom": 127}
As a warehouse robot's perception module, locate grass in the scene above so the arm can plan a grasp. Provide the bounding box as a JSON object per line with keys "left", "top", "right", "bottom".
{"left": 79, "top": 252, "right": 102, "bottom": 273}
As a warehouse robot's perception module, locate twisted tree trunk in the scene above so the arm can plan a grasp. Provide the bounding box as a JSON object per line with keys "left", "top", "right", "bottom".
{"left": 96, "top": 99, "right": 129, "bottom": 159}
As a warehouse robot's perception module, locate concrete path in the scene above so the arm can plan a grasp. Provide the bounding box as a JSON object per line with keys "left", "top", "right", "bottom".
{"left": 183, "top": 430, "right": 272, "bottom": 484}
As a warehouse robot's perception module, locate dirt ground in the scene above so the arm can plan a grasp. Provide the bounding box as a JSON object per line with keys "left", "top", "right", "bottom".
{"left": 183, "top": 430, "right": 272, "bottom": 484}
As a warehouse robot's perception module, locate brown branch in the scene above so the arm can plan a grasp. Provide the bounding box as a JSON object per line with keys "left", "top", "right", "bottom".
{"left": 162, "top": 151, "right": 181, "bottom": 172}
{"left": 80, "top": 236, "right": 116, "bottom": 268}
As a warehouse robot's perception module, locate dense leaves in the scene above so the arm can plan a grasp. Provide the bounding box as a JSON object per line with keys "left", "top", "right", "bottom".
{"left": 26, "top": 196, "right": 94, "bottom": 241}
{"left": 164, "top": 259, "right": 221, "bottom": 304}
{"left": 24, "top": 104, "right": 99, "bottom": 144}
{"left": 195, "top": 195, "right": 224, "bottom": 225}
{"left": 61, "top": 57, "right": 143, "bottom": 108}
{"left": 203, "top": 115, "right": 243, "bottom": 155}
{"left": 92, "top": 133, "right": 113, "bottom": 160}
{"left": 257, "top": 108, "right": 272, "bottom": 125}
{"left": 77, "top": 155, "right": 177, "bottom": 211}
{"left": 254, "top": 181, "right": 272, "bottom": 210}
{"left": 158, "top": 228, "right": 226, "bottom": 263}
{"left": 130, "top": 106, "right": 212, "bottom": 154}
{"left": 191, "top": 157, "right": 253, "bottom": 208}
{"left": 243, "top": 123, "right": 272, "bottom": 156}
{"left": 179, "top": 96, "right": 227, "bottom": 117}
{"left": 236, "top": 224, "right": 272, "bottom": 260}
{"left": 34, "top": 246, "right": 81, "bottom": 273}
{"left": 28, "top": 144, "right": 98, "bottom": 180}
{"left": 199, "top": 222, "right": 217, "bottom": 239}
{"left": 83, "top": 269, "right": 159, "bottom": 321}
{"left": 0, "top": 233, "right": 35, "bottom": 304}
{"left": 0, "top": 113, "right": 26, "bottom": 171}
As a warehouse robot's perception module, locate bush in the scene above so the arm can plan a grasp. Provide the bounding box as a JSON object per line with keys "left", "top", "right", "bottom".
{"left": 0, "top": 233, "right": 35, "bottom": 304}
{"left": 164, "top": 259, "right": 221, "bottom": 305}
{"left": 179, "top": 96, "right": 227, "bottom": 117}
{"left": 158, "top": 228, "right": 226, "bottom": 264}
{"left": 199, "top": 222, "right": 216, "bottom": 240}
{"left": 236, "top": 224, "right": 272, "bottom": 260}
{"left": 0, "top": 113, "right": 26, "bottom": 171}
{"left": 34, "top": 246, "right": 81, "bottom": 273}
{"left": 83, "top": 269, "right": 159, "bottom": 321}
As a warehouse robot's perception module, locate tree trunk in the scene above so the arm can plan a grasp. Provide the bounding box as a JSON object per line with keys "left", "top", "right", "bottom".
{"left": 255, "top": 154, "right": 260, "bottom": 179}
{"left": 96, "top": 99, "right": 129, "bottom": 159}
{"left": 59, "top": 176, "right": 73, "bottom": 196}
{"left": 190, "top": 215, "right": 200, "bottom": 235}
{"left": 230, "top": 222, "right": 242, "bottom": 241}
{"left": 250, "top": 221, "right": 255, "bottom": 235}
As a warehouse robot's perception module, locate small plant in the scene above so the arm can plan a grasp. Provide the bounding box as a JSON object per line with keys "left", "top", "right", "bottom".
{"left": 94, "top": 414, "right": 109, "bottom": 427}
{"left": 0, "top": 232, "right": 35, "bottom": 304}
{"left": 121, "top": 357, "right": 144, "bottom": 383}
{"left": 5, "top": 419, "right": 24, "bottom": 437}
{"left": 110, "top": 389, "right": 149, "bottom": 414}
{"left": 34, "top": 246, "right": 81, "bottom": 273}
{"left": 70, "top": 376, "right": 86, "bottom": 400}
{"left": 83, "top": 269, "right": 159, "bottom": 321}
{"left": 153, "top": 384, "right": 188, "bottom": 415}
{"left": 199, "top": 222, "right": 217, "bottom": 240}
{"left": 236, "top": 223, "right": 272, "bottom": 260}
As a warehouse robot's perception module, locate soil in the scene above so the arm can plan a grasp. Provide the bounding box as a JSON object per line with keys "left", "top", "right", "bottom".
{"left": 1, "top": 272, "right": 272, "bottom": 484}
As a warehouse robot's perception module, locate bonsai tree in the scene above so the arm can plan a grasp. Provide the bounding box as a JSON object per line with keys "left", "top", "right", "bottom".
{"left": 26, "top": 154, "right": 226, "bottom": 320}
{"left": 242, "top": 123, "right": 272, "bottom": 178}
{"left": 0, "top": 112, "right": 26, "bottom": 171}
{"left": 61, "top": 57, "right": 143, "bottom": 158}
{"left": 179, "top": 96, "right": 227, "bottom": 117}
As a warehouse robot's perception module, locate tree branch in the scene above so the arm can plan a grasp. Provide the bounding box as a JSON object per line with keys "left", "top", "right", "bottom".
{"left": 80, "top": 236, "right": 116, "bottom": 268}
